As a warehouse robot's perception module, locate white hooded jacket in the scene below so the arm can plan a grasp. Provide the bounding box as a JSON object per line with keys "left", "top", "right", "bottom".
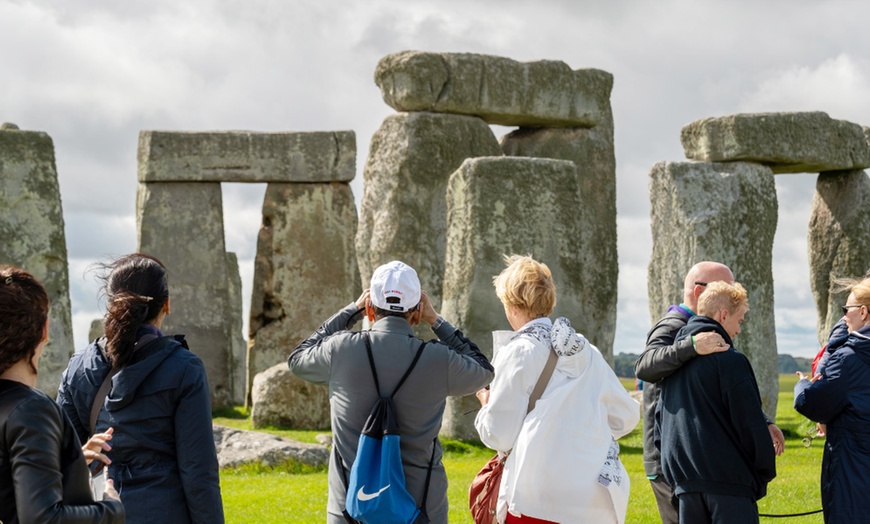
{"left": 474, "top": 317, "right": 640, "bottom": 523}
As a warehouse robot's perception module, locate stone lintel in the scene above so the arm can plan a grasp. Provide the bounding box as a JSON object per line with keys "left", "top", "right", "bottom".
{"left": 375, "top": 51, "right": 612, "bottom": 128}
{"left": 138, "top": 130, "right": 356, "bottom": 183}
{"left": 681, "top": 112, "right": 870, "bottom": 174}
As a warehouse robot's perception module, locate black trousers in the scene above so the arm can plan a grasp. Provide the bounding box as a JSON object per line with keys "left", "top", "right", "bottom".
{"left": 678, "top": 492, "right": 758, "bottom": 524}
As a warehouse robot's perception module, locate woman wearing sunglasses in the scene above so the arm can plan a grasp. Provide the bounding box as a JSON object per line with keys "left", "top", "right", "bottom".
{"left": 795, "top": 277, "right": 870, "bottom": 523}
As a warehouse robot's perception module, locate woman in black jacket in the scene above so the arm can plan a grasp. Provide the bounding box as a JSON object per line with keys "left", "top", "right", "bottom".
{"left": 0, "top": 265, "right": 125, "bottom": 523}
{"left": 57, "top": 254, "right": 223, "bottom": 524}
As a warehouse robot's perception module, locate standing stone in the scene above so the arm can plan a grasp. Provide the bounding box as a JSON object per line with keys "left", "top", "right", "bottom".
{"left": 226, "top": 252, "right": 247, "bottom": 405}
{"left": 808, "top": 170, "right": 870, "bottom": 343}
{"left": 681, "top": 112, "right": 870, "bottom": 174}
{"left": 137, "top": 182, "right": 233, "bottom": 408}
{"left": 441, "top": 156, "right": 580, "bottom": 440}
{"left": 648, "top": 161, "right": 779, "bottom": 417}
{"left": 375, "top": 51, "right": 612, "bottom": 128}
{"left": 0, "top": 127, "right": 73, "bottom": 395}
{"left": 248, "top": 182, "right": 359, "bottom": 397}
{"left": 88, "top": 319, "right": 104, "bottom": 342}
{"left": 355, "top": 112, "right": 502, "bottom": 309}
{"left": 138, "top": 131, "right": 355, "bottom": 183}
{"left": 499, "top": 105, "right": 617, "bottom": 354}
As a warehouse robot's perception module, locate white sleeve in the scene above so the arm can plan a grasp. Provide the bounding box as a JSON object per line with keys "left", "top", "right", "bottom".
{"left": 474, "top": 340, "right": 545, "bottom": 452}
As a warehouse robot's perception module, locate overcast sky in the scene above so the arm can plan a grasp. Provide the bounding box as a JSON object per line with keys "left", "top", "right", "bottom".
{"left": 3, "top": 0, "right": 869, "bottom": 359}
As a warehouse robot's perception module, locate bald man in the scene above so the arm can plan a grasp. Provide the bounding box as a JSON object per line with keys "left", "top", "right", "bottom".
{"left": 635, "top": 262, "right": 783, "bottom": 523}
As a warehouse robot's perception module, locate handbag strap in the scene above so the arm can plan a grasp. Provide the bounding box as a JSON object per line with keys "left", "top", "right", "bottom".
{"left": 526, "top": 346, "right": 558, "bottom": 414}
{"left": 90, "top": 338, "right": 119, "bottom": 436}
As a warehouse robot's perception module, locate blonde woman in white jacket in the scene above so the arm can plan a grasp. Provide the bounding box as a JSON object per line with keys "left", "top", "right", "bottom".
{"left": 474, "top": 255, "right": 640, "bottom": 524}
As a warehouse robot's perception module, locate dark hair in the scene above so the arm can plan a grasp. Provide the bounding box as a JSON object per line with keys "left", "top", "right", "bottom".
{"left": 100, "top": 254, "right": 168, "bottom": 368}
{"left": 0, "top": 266, "right": 50, "bottom": 375}
{"left": 372, "top": 302, "right": 419, "bottom": 321}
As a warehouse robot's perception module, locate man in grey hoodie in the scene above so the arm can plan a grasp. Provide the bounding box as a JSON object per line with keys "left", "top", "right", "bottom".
{"left": 290, "top": 260, "right": 494, "bottom": 524}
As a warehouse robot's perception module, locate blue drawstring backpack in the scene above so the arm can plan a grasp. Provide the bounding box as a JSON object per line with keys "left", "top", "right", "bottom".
{"left": 338, "top": 332, "right": 434, "bottom": 524}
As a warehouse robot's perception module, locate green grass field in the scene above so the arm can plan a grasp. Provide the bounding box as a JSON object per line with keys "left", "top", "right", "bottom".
{"left": 217, "top": 374, "right": 825, "bottom": 523}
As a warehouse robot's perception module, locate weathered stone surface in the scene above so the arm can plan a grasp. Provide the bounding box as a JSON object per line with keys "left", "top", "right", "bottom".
{"left": 88, "top": 319, "right": 103, "bottom": 342}
{"left": 500, "top": 106, "right": 617, "bottom": 355}
{"left": 137, "top": 182, "right": 232, "bottom": 408}
{"left": 251, "top": 363, "right": 330, "bottom": 429}
{"left": 0, "top": 128, "right": 73, "bottom": 395}
{"left": 355, "top": 112, "right": 502, "bottom": 315}
{"left": 248, "top": 183, "right": 359, "bottom": 392}
{"left": 808, "top": 170, "right": 870, "bottom": 343}
{"left": 375, "top": 51, "right": 612, "bottom": 128}
{"left": 213, "top": 424, "right": 328, "bottom": 469}
{"left": 138, "top": 130, "right": 356, "bottom": 183}
{"left": 681, "top": 112, "right": 870, "bottom": 174}
{"left": 648, "top": 161, "right": 779, "bottom": 417}
{"left": 226, "top": 252, "right": 247, "bottom": 405}
{"left": 440, "top": 156, "right": 581, "bottom": 439}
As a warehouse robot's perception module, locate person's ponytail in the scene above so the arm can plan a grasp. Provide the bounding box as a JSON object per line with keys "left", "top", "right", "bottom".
{"left": 98, "top": 254, "right": 168, "bottom": 368}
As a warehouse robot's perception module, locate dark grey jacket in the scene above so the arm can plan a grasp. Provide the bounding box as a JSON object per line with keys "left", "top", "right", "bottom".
{"left": 635, "top": 306, "right": 695, "bottom": 476}
{"left": 290, "top": 303, "right": 494, "bottom": 524}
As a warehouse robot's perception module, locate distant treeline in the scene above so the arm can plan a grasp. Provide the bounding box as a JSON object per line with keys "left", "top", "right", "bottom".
{"left": 614, "top": 353, "right": 813, "bottom": 379}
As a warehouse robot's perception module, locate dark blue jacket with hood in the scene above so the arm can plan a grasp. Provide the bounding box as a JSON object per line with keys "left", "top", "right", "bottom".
{"left": 56, "top": 329, "right": 223, "bottom": 524}
{"left": 795, "top": 325, "right": 870, "bottom": 523}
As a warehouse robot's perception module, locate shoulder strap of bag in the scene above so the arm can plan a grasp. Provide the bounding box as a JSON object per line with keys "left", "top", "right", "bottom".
{"left": 362, "top": 331, "right": 427, "bottom": 398}
{"left": 526, "top": 346, "right": 558, "bottom": 414}
{"left": 90, "top": 337, "right": 119, "bottom": 436}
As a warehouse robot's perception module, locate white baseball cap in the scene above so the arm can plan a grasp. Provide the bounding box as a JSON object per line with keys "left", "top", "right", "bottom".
{"left": 370, "top": 261, "right": 421, "bottom": 313}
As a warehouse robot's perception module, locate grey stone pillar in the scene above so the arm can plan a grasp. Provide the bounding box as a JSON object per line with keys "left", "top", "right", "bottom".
{"left": 499, "top": 105, "right": 617, "bottom": 355}
{"left": 808, "top": 170, "right": 870, "bottom": 343}
{"left": 355, "top": 112, "right": 502, "bottom": 312}
{"left": 648, "top": 161, "right": 779, "bottom": 417}
{"left": 226, "top": 252, "right": 247, "bottom": 405}
{"left": 137, "top": 181, "right": 233, "bottom": 408}
{"left": 249, "top": 182, "right": 359, "bottom": 400}
{"left": 440, "top": 156, "right": 580, "bottom": 440}
{"left": 0, "top": 125, "right": 74, "bottom": 395}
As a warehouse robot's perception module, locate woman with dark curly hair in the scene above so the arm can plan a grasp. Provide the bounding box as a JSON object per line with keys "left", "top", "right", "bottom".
{"left": 57, "top": 254, "right": 223, "bottom": 523}
{"left": 0, "top": 265, "right": 125, "bottom": 523}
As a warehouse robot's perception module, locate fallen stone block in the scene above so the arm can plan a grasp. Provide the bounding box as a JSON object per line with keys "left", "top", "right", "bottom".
{"left": 251, "top": 363, "right": 330, "bottom": 430}
{"left": 681, "top": 112, "right": 870, "bottom": 174}
{"left": 213, "top": 424, "right": 328, "bottom": 469}
{"left": 138, "top": 130, "right": 356, "bottom": 183}
{"left": 375, "top": 51, "right": 612, "bottom": 128}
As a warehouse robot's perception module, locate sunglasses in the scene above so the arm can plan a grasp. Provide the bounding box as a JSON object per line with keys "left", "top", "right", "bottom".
{"left": 842, "top": 305, "right": 864, "bottom": 315}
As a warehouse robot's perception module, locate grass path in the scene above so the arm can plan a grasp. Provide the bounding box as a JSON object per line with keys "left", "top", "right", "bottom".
{"left": 217, "top": 374, "right": 825, "bottom": 523}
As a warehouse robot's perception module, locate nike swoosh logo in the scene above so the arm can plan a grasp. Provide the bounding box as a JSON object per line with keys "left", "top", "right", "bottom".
{"left": 357, "top": 484, "right": 391, "bottom": 501}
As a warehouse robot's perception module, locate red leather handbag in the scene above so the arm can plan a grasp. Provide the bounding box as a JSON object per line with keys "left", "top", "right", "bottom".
{"left": 469, "top": 453, "right": 506, "bottom": 524}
